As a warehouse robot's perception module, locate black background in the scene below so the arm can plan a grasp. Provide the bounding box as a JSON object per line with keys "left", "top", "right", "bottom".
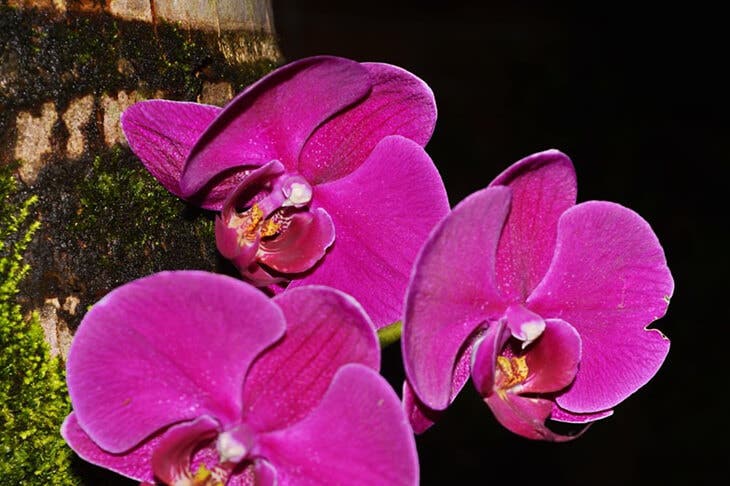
{"left": 274, "top": 2, "right": 725, "bottom": 484}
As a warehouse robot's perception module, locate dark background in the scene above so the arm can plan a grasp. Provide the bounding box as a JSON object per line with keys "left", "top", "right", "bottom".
{"left": 274, "top": 2, "right": 725, "bottom": 484}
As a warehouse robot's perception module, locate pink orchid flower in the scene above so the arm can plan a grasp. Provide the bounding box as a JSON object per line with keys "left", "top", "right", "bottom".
{"left": 121, "top": 56, "right": 449, "bottom": 329}
{"left": 402, "top": 150, "right": 673, "bottom": 441}
{"left": 62, "top": 271, "right": 418, "bottom": 484}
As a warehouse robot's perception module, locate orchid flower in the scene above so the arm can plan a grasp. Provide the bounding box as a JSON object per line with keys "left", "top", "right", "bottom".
{"left": 62, "top": 271, "right": 418, "bottom": 484}
{"left": 121, "top": 56, "right": 449, "bottom": 329}
{"left": 402, "top": 150, "right": 673, "bottom": 441}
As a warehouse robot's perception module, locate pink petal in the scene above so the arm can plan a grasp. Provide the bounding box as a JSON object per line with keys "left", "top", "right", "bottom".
{"left": 291, "top": 135, "right": 449, "bottom": 329}
{"left": 520, "top": 318, "right": 581, "bottom": 395}
{"left": 490, "top": 150, "right": 577, "bottom": 301}
{"left": 550, "top": 405, "right": 613, "bottom": 424}
{"left": 528, "top": 201, "right": 673, "bottom": 412}
{"left": 150, "top": 416, "right": 220, "bottom": 485}
{"left": 258, "top": 208, "right": 336, "bottom": 273}
{"left": 61, "top": 413, "right": 157, "bottom": 483}
{"left": 67, "top": 271, "right": 285, "bottom": 453}
{"left": 220, "top": 160, "right": 287, "bottom": 216}
{"left": 215, "top": 214, "right": 258, "bottom": 264}
{"left": 403, "top": 336, "right": 476, "bottom": 434}
{"left": 215, "top": 161, "right": 287, "bottom": 266}
{"left": 470, "top": 320, "right": 510, "bottom": 396}
{"left": 257, "top": 364, "right": 418, "bottom": 486}
{"left": 242, "top": 286, "right": 380, "bottom": 432}
{"left": 181, "top": 56, "right": 370, "bottom": 197}
{"left": 299, "top": 62, "right": 437, "bottom": 184}
{"left": 484, "top": 393, "right": 580, "bottom": 442}
{"left": 402, "top": 381, "right": 441, "bottom": 434}
{"left": 249, "top": 461, "right": 276, "bottom": 486}
{"left": 121, "top": 100, "right": 221, "bottom": 205}
{"left": 402, "top": 186, "right": 510, "bottom": 410}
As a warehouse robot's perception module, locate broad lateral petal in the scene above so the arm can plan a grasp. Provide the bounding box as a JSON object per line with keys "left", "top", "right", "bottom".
{"left": 403, "top": 186, "right": 510, "bottom": 410}
{"left": 258, "top": 209, "right": 336, "bottom": 273}
{"left": 243, "top": 286, "right": 380, "bottom": 432}
{"left": 528, "top": 201, "right": 674, "bottom": 412}
{"left": 291, "top": 135, "right": 449, "bottom": 329}
{"left": 67, "top": 271, "right": 285, "bottom": 453}
{"left": 181, "top": 57, "right": 370, "bottom": 196}
{"left": 61, "top": 413, "right": 157, "bottom": 483}
{"left": 121, "top": 100, "right": 221, "bottom": 202}
{"left": 258, "top": 364, "right": 418, "bottom": 486}
{"left": 520, "top": 319, "right": 581, "bottom": 395}
{"left": 490, "top": 150, "right": 577, "bottom": 301}
{"left": 484, "top": 394, "right": 580, "bottom": 442}
{"left": 299, "top": 62, "right": 437, "bottom": 184}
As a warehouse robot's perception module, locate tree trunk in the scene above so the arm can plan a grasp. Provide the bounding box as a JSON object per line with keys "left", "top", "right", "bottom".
{"left": 1, "top": 0, "right": 281, "bottom": 357}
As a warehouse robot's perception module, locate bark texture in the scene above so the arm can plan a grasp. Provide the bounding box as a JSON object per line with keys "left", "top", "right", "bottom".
{"left": 1, "top": 0, "right": 282, "bottom": 355}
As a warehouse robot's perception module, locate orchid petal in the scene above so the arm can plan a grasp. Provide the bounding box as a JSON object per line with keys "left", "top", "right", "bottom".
{"left": 300, "top": 62, "right": 437, "bottom": 184}
{"left": 403, "top": 336, "right": 475, "bottom": 434}
{"left": 484, "top": 393, "right": 580, "bottom": 442}
{"left": 550, "top": 405, "right": 613, "bottom": 424}
{"left": 258, "top": 364, "right": 418, "bottom": 486}
{"left": 243, "top": 286, "right": 380, "bottom": 432}
{"left": 258, "top": 208, "right": 336, "bottom": 273}
{"left": 239, "top": 262, "right": 286, "bottom": 288}
{"left": 251, "top": 460, "right": 277, "bottom": 486}
{"left": 151, "top": 416, "right": 220, "bottom": 485}
{"left": 490, "top": 150, "right": 577, "bottom": 301}
{"left": 402, "top": 381, "right": 442, "bottom": 434}
{"left": 121, "top": 100, "right": 221, "bottom": 204}
{"left": 220, "top": 160, "right": 287, "bottom": 215}
{"left": 403, "top": 186, "right": 510, "bottom": 410}
{"left": 289, "top": 135, "right": 448, "bottom": 329}
{"left": 528, "top": 201, "right": 673, "bottom": 412}
{"left": 67, "top": 271, "right": 285, "bottom": 453}
{"left": 181, "top": 56, "right": 370, "bottom": 196}
{"left": 215, "top": 161, "right": 288, "bottom": 265}
{"left": 215, "top": 215, "right": 259, "bottom": 264}
{"left": 519, "top": 319, "right": 581, "bottom": 394}
{"left": 470, "top": 320, "right": 510, "bottom": 397}
{"left": 61, "top": 413, "right": 157, "bottom": 483}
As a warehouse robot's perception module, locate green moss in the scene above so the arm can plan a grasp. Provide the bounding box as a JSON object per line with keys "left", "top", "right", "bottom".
{"left": 75, "top": 147, "right": 204, "bottom": 260}
{"left": 0, "top": 5, "right": 279, "bottom": 118}
{"left": 0, "top": 166, "right": 78, "bottom": 485}
{"left": 68, "top": 146, "right": 217, "bottom": 294}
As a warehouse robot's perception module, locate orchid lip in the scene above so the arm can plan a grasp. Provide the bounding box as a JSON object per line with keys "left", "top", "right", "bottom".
{"left": 215, "top": 166, "right": 333, "bottom": 284}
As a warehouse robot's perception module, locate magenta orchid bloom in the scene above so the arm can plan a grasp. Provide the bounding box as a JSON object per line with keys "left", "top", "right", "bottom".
{"left": 121, "top": 56, "right": 449, "bottom": 329}
{"left": 62, "top": 271, "right": 418, "bottom": 485}
{"left": 402, "top": 150, "right": 673, "bottom": 441}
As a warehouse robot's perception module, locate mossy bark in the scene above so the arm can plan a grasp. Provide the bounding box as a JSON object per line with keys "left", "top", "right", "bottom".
{"left": 1, "top": 0, "right": 282, "bottom": 348}
{"left": 1, "top": 3, "right": 280, "bottom": 482}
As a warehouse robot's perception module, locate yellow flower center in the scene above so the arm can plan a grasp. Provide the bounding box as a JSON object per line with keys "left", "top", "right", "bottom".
{"left": 229, "top": 203, "right": 281, "bottom": 244}
{"left": 496, "top": 355, "right": 529, "bottom": 389}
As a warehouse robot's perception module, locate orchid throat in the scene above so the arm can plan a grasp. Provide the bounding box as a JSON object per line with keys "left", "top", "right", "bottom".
{"left": 215, "top": 161, "right": 335, "bottom": 287}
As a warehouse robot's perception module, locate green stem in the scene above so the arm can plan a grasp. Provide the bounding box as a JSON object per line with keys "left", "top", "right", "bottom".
{"left": 377, "top": 321, "right": 402, "bottom": 348}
